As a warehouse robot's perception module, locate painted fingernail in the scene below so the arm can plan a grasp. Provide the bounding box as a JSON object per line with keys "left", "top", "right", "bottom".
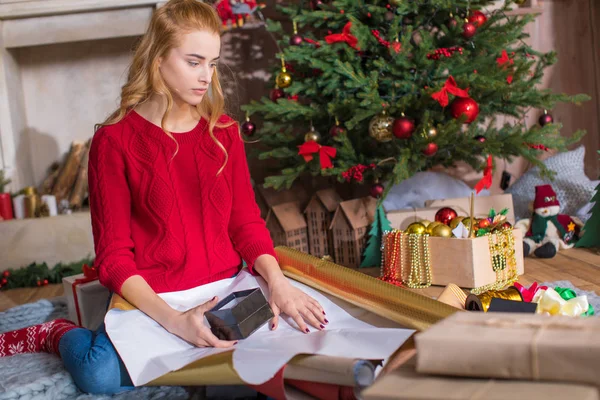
{"left": 323, "top": 311, "right": 326, "bottom": 315}
{"left": 320, "top": 324, "right": 325, "bottom": 329}
{"left": 234, "top": 341, "right": 238, "bottom": 345}
{"left": 305, "top": 328, "right": 310, "bottom": 333}
{"left": 212, "top": 296, "right": 217, "bottom": 301}
{"left": 324, "top": 319, "right": 329, "bottom": 324}
{"left": 271, "top": 324, "right": 275, "bottom": 330}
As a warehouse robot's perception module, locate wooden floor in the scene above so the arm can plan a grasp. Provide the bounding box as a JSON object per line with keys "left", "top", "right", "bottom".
{"left": 1, "top": 248, "right": 599, "bottom": 312}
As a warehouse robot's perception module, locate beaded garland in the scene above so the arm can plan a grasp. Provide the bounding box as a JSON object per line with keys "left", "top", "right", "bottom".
{"left": 380, "top": 229, "right": 432, "bottom": 288}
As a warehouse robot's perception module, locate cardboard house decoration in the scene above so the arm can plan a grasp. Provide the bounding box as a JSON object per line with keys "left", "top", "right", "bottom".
{"left": 303, "top": 188, "right": 343, "bottom": 259}
{"left": 265, "top": 201, "right": 309, "bottom": 253}
{"left": 329, "top": 197, "right": 377, "bottom": 268}
{"left": 254, "top": 183, "right": 310, "bottom": 220}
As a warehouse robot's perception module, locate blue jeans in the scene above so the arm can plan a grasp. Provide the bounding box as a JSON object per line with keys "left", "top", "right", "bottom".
{"left": 59, "top": 323, "right": 134, "bottom": 394}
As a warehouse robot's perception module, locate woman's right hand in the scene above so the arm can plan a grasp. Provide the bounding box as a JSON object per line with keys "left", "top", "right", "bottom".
{"left": 164, "top": 296, "right": 237, "bottom": 348}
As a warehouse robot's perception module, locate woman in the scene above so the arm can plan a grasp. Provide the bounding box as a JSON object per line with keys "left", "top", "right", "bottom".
{"left": 0, "top": 0, "right": 326, "bottom": 394}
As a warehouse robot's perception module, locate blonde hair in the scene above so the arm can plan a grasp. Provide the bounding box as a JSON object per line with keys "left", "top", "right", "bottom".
{"left": 99, "top": 0, "right": 233, "bottom": 173}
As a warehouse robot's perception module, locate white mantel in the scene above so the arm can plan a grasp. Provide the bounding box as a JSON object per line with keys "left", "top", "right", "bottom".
{"left": 0, "top": 0, "right": 166, "bottom": 190}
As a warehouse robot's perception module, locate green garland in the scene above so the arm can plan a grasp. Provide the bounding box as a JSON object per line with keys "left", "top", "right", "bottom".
{"left": 1, "top": 257, "right": 95, "bottom": 290}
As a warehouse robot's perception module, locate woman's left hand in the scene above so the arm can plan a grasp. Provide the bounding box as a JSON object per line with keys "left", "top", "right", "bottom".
{"left": 268, "top": 276, "right": 328, "bottom": 333}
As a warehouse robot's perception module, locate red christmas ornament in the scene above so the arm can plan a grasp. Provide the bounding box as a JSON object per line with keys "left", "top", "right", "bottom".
{"left": 392, "top": 116, "right": 415, "bottom": 139}
{"left": 290, "top": 34, "right": 303, "bottom": 46}
{"left": 435, "top": 207, "right": 458, "bottom": 226}
{"left": 370, "top": 183, "right": 384, "bottom": 198}
{"left": 462, "top": 22, "right": 477, "bottom": 38}
{"left": 241, "top": 120, "right": 256, "bottom": 136}
{"left": 2, "top": 270, "right": 9, "bottom": 278}
{"left": 501, "top": 221, "right": 512, "bottom": 230}
{"left": 1, "top": 278, "right": 7, "bottom": 285}
{"left": 448, "top": 17, "right": 459, "bottom": 28}
{"left": 270, "top": 88, "right": 285, "bottom": 101}
{"left": 451, "top": 97, "right": 479, "bottom": 123}
{"left": 468, "top": 11, "right": 487, "bottom": 27}
{"left": 43, "top": 279, "right": 49, "bottom": 286}
{"left": 310, "top": 0, "right": 323, "bottom": 10}
{"left": 329, "top": 125, "right": 346, "bottom": 137}
{"left": 538, "top": 112, "right": 553, "bottom": 126}
{"left": 474, "top": 135, "right": 486, "bottom": 143}
{"left": 422, "top": 142, "right": 438, "bottom": 157}
{"left": 478, "top": 218, "right": 491, "bottom": 229}
{"left": 36, "top": 280, "right": 42, "bottom": 287}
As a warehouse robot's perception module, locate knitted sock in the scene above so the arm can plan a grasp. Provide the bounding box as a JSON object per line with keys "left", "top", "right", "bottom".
{"left": 0, "top": 318, "right": 77, "bottom": 357}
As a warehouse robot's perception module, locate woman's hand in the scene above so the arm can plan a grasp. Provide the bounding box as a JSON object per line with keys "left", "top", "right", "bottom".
{"left": 268, "top": 276, "right": 328, "bottom": 333}
{"left": 163, "top": 296, "right": 237, "bottom": 348}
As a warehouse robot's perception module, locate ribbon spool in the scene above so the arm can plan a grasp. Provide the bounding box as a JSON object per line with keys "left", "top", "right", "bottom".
{"left": 466, "top": 286, "right": 523, "bottom": 312}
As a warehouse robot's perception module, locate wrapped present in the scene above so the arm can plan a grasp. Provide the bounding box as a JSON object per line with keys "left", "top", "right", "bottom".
{"left": 363, "top": 356, "right": 599, "bottom": 400}
{"left": 415, "top": 312, "right": 600, "bottom": 388}
{"left": 379, "top": 222, "right": 524, "bottom": 290}
{"left": 62, "top": 265, "right": 110, "bottom": 330}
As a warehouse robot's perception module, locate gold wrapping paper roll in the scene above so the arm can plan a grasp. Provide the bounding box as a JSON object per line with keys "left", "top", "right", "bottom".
{"left": 275, "top": 247, "right": 460, "bottom": 331}
{"left": 465, "top": 286, "right": 523, "bottom": 312}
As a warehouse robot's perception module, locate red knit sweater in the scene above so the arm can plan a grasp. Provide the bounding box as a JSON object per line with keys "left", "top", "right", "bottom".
{"left": 88, "top": 110, "right": 276, "bottom": 295}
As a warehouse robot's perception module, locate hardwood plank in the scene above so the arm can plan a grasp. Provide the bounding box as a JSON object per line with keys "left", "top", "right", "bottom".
{"left": 0, "top": 284, "right": 63, "bottom": 312}
{"left": 560, "top": 248, "right": 600, "bottom": 267}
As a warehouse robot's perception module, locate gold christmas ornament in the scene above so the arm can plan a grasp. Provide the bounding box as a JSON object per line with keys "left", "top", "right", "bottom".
{"left": 426, "top": 221, "right": 442, "bottom": 235}
{"left": 420, "top": 220, "right": 432, "bottom": 228}
{"left": 405, "top": 222, "right": 427, "bottom": 235}
{"left": 449, "top": 216, "right": 465, "bottom": 229}
{"left": 431, "top": 224, "right": 453, "bottom": 238}
{"left": 304, "top": 126, "right": 321, "bottom": 143}
{"left": 276, "top": 70, "right": 292, "bottom": 88}
{"left": 424, "top": 127, "right": 438, "bottom": 139}
{"left": 369, "top": 111, "right": 394, "bottom": 142}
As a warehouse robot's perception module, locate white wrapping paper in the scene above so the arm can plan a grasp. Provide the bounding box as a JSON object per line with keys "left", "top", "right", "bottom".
{"left": 105, "top": 271, "right": 413, "bottom": 386}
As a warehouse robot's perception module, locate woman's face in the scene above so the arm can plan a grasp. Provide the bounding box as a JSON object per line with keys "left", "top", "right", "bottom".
{"left": 158, "top": 29, "right": 221, "bottom": 106}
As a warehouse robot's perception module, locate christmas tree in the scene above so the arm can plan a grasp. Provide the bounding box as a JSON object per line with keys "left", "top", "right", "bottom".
{"left": 361, "top": 204, "right": 392, "bottom": 267}
{"left": 241, "top": 0, "right": 589, "bottom": 198}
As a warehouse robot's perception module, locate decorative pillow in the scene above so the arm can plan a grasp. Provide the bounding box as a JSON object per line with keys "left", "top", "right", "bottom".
{"left": 383, "top": 171, "right": 490, "bottom": 211}
{"left": 505, "top": 146, "right": 597, "bottom": 221}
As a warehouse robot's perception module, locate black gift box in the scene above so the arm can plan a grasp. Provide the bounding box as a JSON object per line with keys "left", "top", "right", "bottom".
{"left": 205, "top": 288, "right": 274, "bottom": 341}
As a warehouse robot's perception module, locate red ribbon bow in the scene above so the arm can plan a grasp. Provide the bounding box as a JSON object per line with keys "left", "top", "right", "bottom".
{"left": 72, "top": 264, "right": 99, "bottom": 327}
{"left": 514, "top": 282, "right": 548, "bottom": 303}
{"left": 431, "top": 76, "right": 470, "bottom": 107}
{"left": 496, "top": 50, "right": 514, "bottom": 84}
{"left": 474, "top": 155, "right": 493, "bottom": 194}
{"left": 325, "top": 22, "right": 360, "bottom": 50}
{"left": 298, "top": 141, "right": 337, "bottom": 169}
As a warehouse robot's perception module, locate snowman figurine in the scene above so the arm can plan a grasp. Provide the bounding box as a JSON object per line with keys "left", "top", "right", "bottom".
{"left": 515, "top": 184, "right": 581, "bottom": 258}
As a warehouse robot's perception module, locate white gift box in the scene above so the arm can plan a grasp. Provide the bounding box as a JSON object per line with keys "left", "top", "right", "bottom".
{"left": 63, "top": 272, "right": 110, "bottom": 331}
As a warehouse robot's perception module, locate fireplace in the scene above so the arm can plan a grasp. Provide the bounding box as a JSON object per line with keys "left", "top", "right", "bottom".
{"left": 0, "top": 1, "right": 171, "bottom": 193}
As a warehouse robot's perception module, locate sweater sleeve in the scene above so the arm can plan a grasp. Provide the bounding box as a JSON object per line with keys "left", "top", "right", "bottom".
{"left": 88, "top": 127, "right": 139, "bottom": 295}
{"left": 227, "top": 125, "right": 277, "bottom": 274}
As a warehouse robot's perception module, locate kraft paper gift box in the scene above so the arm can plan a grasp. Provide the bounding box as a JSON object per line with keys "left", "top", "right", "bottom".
{"left": 362, "top": 357, "right": 599, "bottom": 400}
{"left": 63, "top": 271, "right": 110, "bottom": 330}
{"left": 386, "top": 209, "right": 524, "bottom": 288}
{"left": 414, "top": 312, "right": 600, "bottom": 389}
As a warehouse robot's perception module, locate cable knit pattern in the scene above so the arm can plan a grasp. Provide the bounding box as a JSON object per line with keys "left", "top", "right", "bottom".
{"left": 88, "top": 111, "right": 276, "bottom": 295}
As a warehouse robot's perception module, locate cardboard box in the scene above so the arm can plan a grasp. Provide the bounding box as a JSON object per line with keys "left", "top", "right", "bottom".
{"left": 425, "top": 193, "right": 516, "bottom": 225}
{"left": 63, "top": 273, "right": 110, "bottom": 330}
{"left": 415, "top": 312, "right": 600, "bottom": 388}
{"left": 386, "top": 207, "right": 524, "bottom": 288}
{"left": 363, "top": 358, "right": 599, "bottom": 400}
